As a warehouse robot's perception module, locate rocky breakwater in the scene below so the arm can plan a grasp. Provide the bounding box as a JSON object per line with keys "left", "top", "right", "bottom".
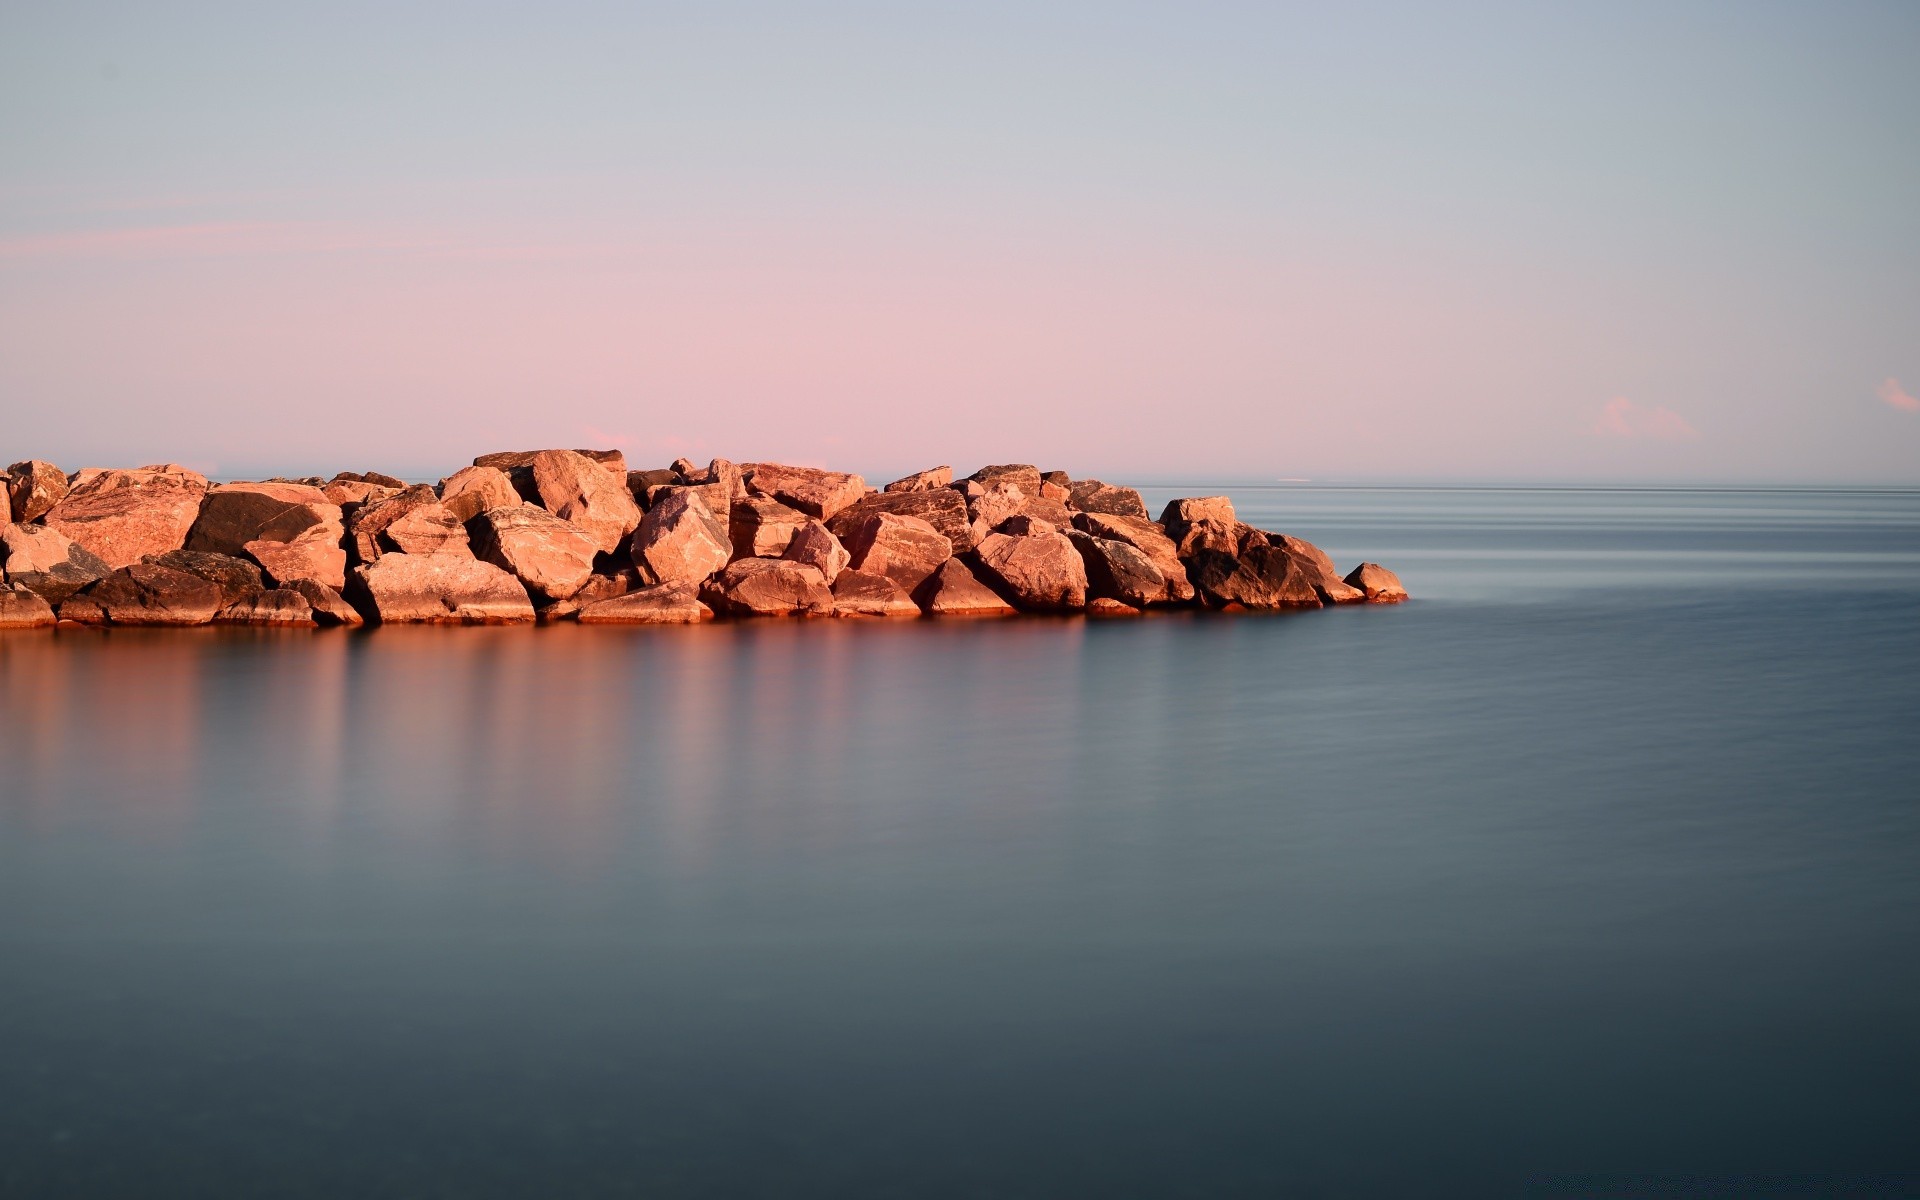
{"left": 0, "top": 453, "right": 1407, "bottom": 629}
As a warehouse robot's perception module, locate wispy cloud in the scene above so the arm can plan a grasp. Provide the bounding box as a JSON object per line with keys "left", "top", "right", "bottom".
{"left": 1878, "top": 377, "right": 1919, "bottom": 413}
{"left": 1589, "top": 396, "right": 1699, "bottom": 441}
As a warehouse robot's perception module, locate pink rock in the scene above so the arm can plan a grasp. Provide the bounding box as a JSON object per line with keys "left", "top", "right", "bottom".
{"left": 730, "top": 495, "right": 811, "bottom": 559}
{"left": 966, "top": 464, "right": 1043, "bottom": 495}
{"left": 6, "top": 460, "right": 69, "bottom": 523}
{"left": 0, "top": 584, "right": 55, "bottom": 629}
{"left": 185, "top": 481, "right": 347, "bottom": 589}
{"left": 346, "top": 485, "right": 442, "bottom": 564}
{"left": 2, "top": 524, "right": 111, "bottom": 603}
{"left": 471, "top": 503, "right": 599, "bottom": 600}
{"left": 1344, "top": 562, "right": 1409, "bottom": 603}
{"left": 382, "top": 503, "right": 472, "bottom": 558}
{"left": 916, "top": 558, "right": 1016, "bottom": 616}
{"left": 700, "top": 557, "right": 835, "bottom": 616}
{"left": 244, "top": 522, "right": 350, "bottom": 591}
{"left": 843, "top": 512, "right": 953, "bottom": 593}
{"left": 1067, "top": 479, "right": 1148, "bottom": 519}
{"left": 1188, "top": 545, "right": 1322, "bottom": 609}
{"left": 285, "top": 578, "right": 365, "bottom": 626}
{"left": 1265, "top": 533, "right": 1365, "bottom": 603}
{"left": 474, "top": 448, "right": 627, "bottom": 479}
{"left": 827, "top": 487, "right": 976, "bottom": 554}
{"left": 437, "top": 465, "right": 521, "bottom": 523}
{"left": 352, "top": 555, "right": 535, "bottom": 623}
{"left": 1159, "top": 496, "right": 1237, "bottom": 529}
{"left": 782, "top": 520, "right": 851, "bottom": 582}
{"left": 66, "top": 562, "right": 225, "bottom": 625}
{"left": 529, "top": 449, "right": 642, "bottom": 555}
{"left": 576, "top": 581, "right": 712, "bottom": 624}
{"left": 1067, "top": 530, "right": 1193, "bottom": 608}
{"left": 322, "top": 479, "right": 399, "bottom": 510}
{"left": 631, "top": 489, "right": 732, "bottom": 587}
{"left": 143, "top": 550, "right": 266, "bottom": 607}
{"left": 743, "top": 463, "right": 867, "bottom": 521}
{"left": 41, "top": 465, "right": 209, "bottom": 568}
{"left": 1086, "top": 597, "right": 1143, "bottom": 616}
{"left": 974, "top": 528, "right": 1089, "bottom": 611}
{"left": 1070, "top": 513, "right": 1194, "bottom": 603}
{"left": 882, "top": 465, "right": 953, "bottom": 492}
{"left": 831, "top": 570, "right": 922, "bottom": 617}
{"left": 219, "top": 589, "right": 318, "bottom": 626}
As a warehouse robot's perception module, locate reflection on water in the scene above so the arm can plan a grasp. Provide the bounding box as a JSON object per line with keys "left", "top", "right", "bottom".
{"left": 2, "top": 488, "right": 1918, "bottom": 1197}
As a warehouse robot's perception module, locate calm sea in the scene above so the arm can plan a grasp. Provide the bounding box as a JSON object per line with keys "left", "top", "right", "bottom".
{"left": 3, "top": 486, "right": 1917, "bottom": 1198}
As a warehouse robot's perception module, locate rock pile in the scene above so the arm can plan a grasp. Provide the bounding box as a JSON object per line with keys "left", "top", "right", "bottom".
{"left": 0, "top": 455, "right": 1406, "bottom": 628}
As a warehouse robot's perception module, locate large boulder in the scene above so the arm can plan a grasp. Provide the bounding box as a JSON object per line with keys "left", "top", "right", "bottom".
{"left": 883, "top": 465, "right": 952, "bottom": 493}
{"left": 352, "top": 555, "right": 535, "bottom": 623}
{"left": 41, "top": 465, "right": 209, "bottom": 568}
{"left": 285, "top": 578, "right": 365, "bottom": 626}
{"left": 700, "top": 558, "right": 834, "bottom": 617}
{"left": 219, "top": 589, "right": 318, "bottom": 627}
{"left": 471, "top": 503, "right": 598, "bottom": 600}
{"left": 843, "top": 512, "right": 951, "bottom": 593}
{"left": 1264, "top": 533, "right": 1365, "bottom": 603}
{"left": 142, "top": 550, "right": 266, "bottom": 608}
{"left": 474, "top": 448, "right": 627, "bottom": 479}
{"left": 322, "top": 478, "right": 399, "bottom": 510}
{"left": 831, "top": 570, "right": 922, "bottom": 617}
{"left": 437, "top": 465, "right": 521, "bottom": 523}
{"left": 730, "top": 495, "right": 811, "bottom": 559}
{"left": 246, "top": 524, "right": 351, "bottom": 591}
{"left": 826, "top": 486, "right": 976, "bottom": 554}
{"left": 346, "top": 485, "right": 442, "bottom": 564}
{"left": 966, "top": 481, "right": 1029, "bottom": 539}
{"left": 537, "top": 568, "right": 639, "bottom": 620}
{"left": 575, "top": 581, "right": 712, "bottom": 624}
{"left": 782, "top": 520, "right": 851, "bottom": 583}
{"left": 1067, "top": 479, "right": 1148, "bottom": 519}
{"left": 1187, "top": 545, "right": 1322, "bottom": 609}
{"left": 0, "top": 584, "right": 55, "bottom": 629}
{"left": 743, "top": 463, "right": 866, "bottom": 521}
{"left": 1159, "top": 496, "right": 1237, "bottom": 529}
{"left": 974, "top": 521, "right": 1088, "bottom": 611}
{"left": 1067, "top": 530, "right": 1191, "bottom": 608}
{"left": 7, "top": 460, "right": 69, "bottom": 523}
{"left": 62, "top": 563, "right": 225, "bottom": 626}
{"left": 1, "top": 524, "right": 111, "bottom": 603}
{"left": 631, "top": 489, "right": 731, "bottom": 587}
{"left": 525, "top": 449, "right": 641, "bottom": 555}
{"left": 1070, "top": 513, "right": 1193, "bottom": 598}
{"left": 1344, "top": 562, "right": 1409, "bottom": 603}
{"left": 187, "top": 482, "right": 347, "bottom": 589}
{"left": 626, "top": 468, "right": 678, "bottom": 507}
{"left": 915, "top": 558, "right": 1016, "bottom": 616}
{"left": 966, "top": 464, "right": 1043, "bottom": 495}
{"left": 677, "top": 457, "right": 747, "bottom": 499}
{"left": 381, "top": 502, "right": 471, "bottom": 558}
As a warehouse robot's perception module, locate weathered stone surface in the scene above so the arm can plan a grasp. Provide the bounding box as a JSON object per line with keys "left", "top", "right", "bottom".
{"left": 1, "top": 524, "right": 112, "bottom": 603}
{"left": 843, "top": 512, "right": 952, "bottom": 593}
{"left": 967, "top": 464, "right": 1043, "bottom": 495}
{"left": 69, "top": 562, "right": 225, "bottom": 625}
{"left": 1168, "top": 518, "right": 1241, "bottom": 558}
{"left": 1345, "top": 562, "right": 1409, "bottom": 602}
{"left": 730, "top": 495, "right": 811, "bottom": 559}
{"left": 831, "top": 570, "right": 921, "bottom": 617}
{"left": 1262, "top": 532, "right": 1365, "bottom": 603}
{"left": 1160, "top": 496, "right": 1236, "bottom": 529}
{"left": 677, "top": 457, "right": 746, "bottom": 498}
{"left": 782, "top": 520, "right": 851, "bottom": 583}
{"left": 883, "top": 465, "right": 952, "bottom": 493}
{"left": 382, "top": 502, "right": 471, "bottom": 559}
{"left": 1068, "top": 479, "right": 1148, "bottom": 518}
{"left": 42, "top": 465, "right": 209, "bottom": 568}
{"left": 219, "top": 589, "right": 318, "bottom": 626}
{"left": 243, "top": 521, "right": 349, "bottom": 589}
{"left": 322, "top": 479, "right": 398, "bottom": 510}
{"left": 471, "top": 503, "right": 598, "bottom": 599}
{"left": 330, "top": 470, "right": 408, "bottom": 489}
{"left": 743, "top": 463, "right": 867, "bottom": 521}
{"left": 286, "top": 578, "right": 365, "bottom": 626}
{"left": 537, "top": 568, "right": 638, "bottom": 620}
{"left": 701, "top": 557, "right": 835, "bottom": 617}
{"left": 626, "top": 469, "right": 677, "bottom": 507}
{"left": 528, "top": 449, "right": 642, "bottom": 555}
{"left": 967, "top": 481, "right": 1030, "bottom": 539}
{"left": 915, "top": 557, "right": 1016, "bottom": 615}
{"left": 1188, "top": 545, "right": 1323, "bottom": 609}
{"left": 142, "top": 550, "right": 265, "bottom": 608}
{"left": 576, "top": 581, "right": 711, "bottom": 624}
{"left": 974, "top": 527, "right": 1088, "bottom": 611}
{"left": 187, "top": 482, "right": 348, "bottom": 589}
{"left": 353, "top": 555, "right": 535, "bottom": 623}
{"left": 346, "top": 485, "right": 441, "bottom": 564}
{"left": 1069, "top": 512, "right": 1195, "bottom": 600}
{"left": 1068, "top": 530, "right": 1192, "bottom": 608}
{"left": 7, "top": 460, "right": 69, "bottom": 523}
{"left": 631, "top": 489, "right": 732, "bottom": 587}
{"left": 437, "top": 465, "right": 520, "bottom": 523}
{"left": 474, "top": 448, "right": 627, "bottom": 479}
{"left": 827, "top": 487, "right": 976, "bottom": 555}
{"left": 1086, "top": 597, "right": 1143, "bottom": 616}
{"left": 0, "top": 584, "right": 56, "bottom": 628}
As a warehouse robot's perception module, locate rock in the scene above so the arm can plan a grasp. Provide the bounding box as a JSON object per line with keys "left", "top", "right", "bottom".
{"left": 1188, "top": 545, "right": 1323, "bottom": 609}
{"left": 537, "top": 568, "right": 638, "bottom": 620}
{"left": 1, "top": 524, "right": 112, "bottom": 603}
{"left": 352, "top": 555, "right": 535, "bottom": 623}
{"left": 967, "top": 481, "right": 1030, "bottom": 539}
{"left": 966, "top": 464, "right": 1043, "bottom": 495}
{"left": 1086, "top": 597, "right": 1143, "bottom": 616}
{"left": 831, "top": 570, "right": 921, "bottom": 617}
{"left": 471, "top": 503, "right": 598, "bottom": 599}
{"left": 7, "top": 460, "right": 69, "bottom": 522}
{"left": 743, "top": 463, "right": 867, "bottom": 520}
{"left": 474, "top": 448, "right": 626, "bottom": 479}
{"left": 41, "top": 465, "right": 209, "bottom": 568}
{"left": 782, "top": 520, "right": 851, "bottom": 582}
{"left": 974, "top": 527, "right": 1089, "bottom": 611}
{"left": 678, "top": 457, "right": 746, "bottom": 497}
{"left": 0, "top": 584, "right": 56, "bottom": 629}
{"left": 826, "top": 487, "right": 976, "bottom": 555}
{"left": 141, "top": 550, "right": 265, "bottom": 607}
{"left": 1167, "top": 517, "right": 1241, "bottom": 558}
{"left": 528, "top": 449, "right": 642, "bottom": 555}
{"left": 346, "top": 485, "right": 442, "bottom": 563}
{"left": 701, "top": 558, "right": 835, "bottom": 617}
{"left": 1067, "top": 530, "right": 1192, "bottom": 608}
{"left": 576, "top": 581, "right": 712, "bottom": 624}
{"left": 243, "top": 522, "right": 350, "bottom": 590}
{"left": 219, "top": 589, "right": 318, "bottom": 626}
{"left": 842, "top": 512, "right": 953, "bottom": 593}
{"left": 626, "top": 468, "right": 677, "bottom": 507}
{"left": 630, "top": 488, "right": 731, "bottom": 587}
{"left": 1070, "top": 513, "right": 1195, "bottom": 602}
{"left": 322, "top": 479, "right": 398, "bottom": 510}
{"left": 1263, "top": 533, "right": 1365, "bottom": 603}
{"left": 437, "top": 465, "right": 520, "bottom": 523}
{"left": 187, "top": 482, "right": 348, "bottom": 589}
{"left": 382, "top": 502, "right": 472, "bottom": 558}
{"left": 915, "top": 557, "right": 1016, "bottom": 616}
{"left": 1344, "top": 562, "right": 1409, "bottom": 603}
{"left": 286, "top": 578, "right": 365, "bottom": 626}
{"left": 1067, "top": 479, "right": 1148, "bottom": 518}
{"left": 1160, "top": 496, "right": 1237, "bottom": 529}
{"left": 883, "top": 465, "right": 953, "bottom": 493}
{"left": 730, "top": 495, "right": 811, "bottom": 559}
{"left": 67, "top": 562, "right": 225, "bottom": 625}
{"left": 332, "top": 470, "right": 408, "bottom": 489}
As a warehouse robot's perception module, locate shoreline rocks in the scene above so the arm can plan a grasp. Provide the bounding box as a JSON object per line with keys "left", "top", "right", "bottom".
{"left": 0, "top": 454, "right": 1409, "bottom": 630}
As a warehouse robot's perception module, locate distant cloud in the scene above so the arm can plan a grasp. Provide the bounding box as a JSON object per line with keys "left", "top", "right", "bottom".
{"left": 1878, "top": 378, "right": 1920, "bottom": 413}
{"left": 1590, "top": 396, "right": 1699, "bottom": 440}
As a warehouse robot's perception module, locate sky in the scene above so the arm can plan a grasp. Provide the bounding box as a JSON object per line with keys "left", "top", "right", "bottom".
{"left": 2, "top": 1, "right": 1917, "bottom": 484}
